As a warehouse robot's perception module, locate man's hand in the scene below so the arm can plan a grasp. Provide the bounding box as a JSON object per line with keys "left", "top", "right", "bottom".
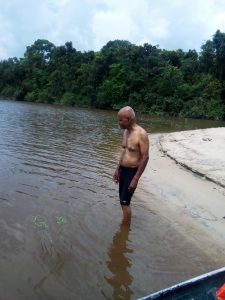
{"left": 128, "top": 177, "right": 139, "bottom": 193}
{"left": 113, "top": 169, "right": 119, "bottom": 183}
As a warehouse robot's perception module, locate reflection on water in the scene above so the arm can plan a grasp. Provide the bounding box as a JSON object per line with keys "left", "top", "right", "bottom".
{"left": 105, "top": 223, "right": 133, "bottom": 300}
{"left": 0, "top": 100, "right": 225, "bottom": 300}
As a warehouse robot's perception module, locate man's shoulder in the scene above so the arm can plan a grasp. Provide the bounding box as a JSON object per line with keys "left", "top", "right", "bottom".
{"left": 137, "top": 125, "right": 148, "bottom": 136}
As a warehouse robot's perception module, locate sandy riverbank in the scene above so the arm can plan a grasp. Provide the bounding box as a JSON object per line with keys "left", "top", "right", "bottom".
{"left": 160, "top": 127, "right": 225, "bottom": 188}
{"left": 138, "top": 128, "right": 225, "bottom": 265}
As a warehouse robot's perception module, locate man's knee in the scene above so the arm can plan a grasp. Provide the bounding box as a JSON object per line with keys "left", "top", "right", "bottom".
{"left": 122, "top": 205, "right": 131, "bottom": 214}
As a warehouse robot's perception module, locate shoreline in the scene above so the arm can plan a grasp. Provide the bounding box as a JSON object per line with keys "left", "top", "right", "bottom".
{"left": 159, "top": 127, "right": 225, "bottom": 188}
{"left": 137, "top": 128, "right": 225, "bottom": 264}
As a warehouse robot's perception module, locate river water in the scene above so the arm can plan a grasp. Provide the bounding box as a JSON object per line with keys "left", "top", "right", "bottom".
{"left": 0, "top": 100, "right": 225, "bottom": 300}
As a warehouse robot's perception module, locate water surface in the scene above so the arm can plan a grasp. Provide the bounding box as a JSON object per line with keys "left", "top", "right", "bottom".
{"left": 0, "top": 100, "right": 224, "bottom": 300}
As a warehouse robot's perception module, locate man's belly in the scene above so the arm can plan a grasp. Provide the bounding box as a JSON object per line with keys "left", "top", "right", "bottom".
{"left": 121, "top": 154, "right": 140, "bottom": 168}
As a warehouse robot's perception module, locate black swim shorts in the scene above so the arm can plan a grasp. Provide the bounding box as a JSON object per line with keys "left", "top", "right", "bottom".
{"left": 119, "top": 166, "right": 138, "bottom": 206}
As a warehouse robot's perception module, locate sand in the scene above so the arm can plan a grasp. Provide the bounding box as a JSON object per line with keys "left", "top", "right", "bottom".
{"left": 138, "top": 128, "right": 225, "bottom": 264}
{"left": 160, "top": 127, "right": 225, "bottom": 188}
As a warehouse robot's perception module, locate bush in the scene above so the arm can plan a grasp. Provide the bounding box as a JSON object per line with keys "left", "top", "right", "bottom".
{"left": 59, "top": 92, "right": 76, "bottom": 106}
{"left": 24, "top": 91, "right": 38, "bottom": 102}
{"left": 180, "top": 97, "right": 225, "bottom": 119}
{"left": 1, "top": 85, "right": 15, "bottom": 97}
{"left": 36, "top": 89, "right": 55, "bottom": 104}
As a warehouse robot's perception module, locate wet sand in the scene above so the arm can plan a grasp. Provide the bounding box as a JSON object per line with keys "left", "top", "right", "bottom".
{"left": 138, "top": 129, "right": 225, "bottom": 269}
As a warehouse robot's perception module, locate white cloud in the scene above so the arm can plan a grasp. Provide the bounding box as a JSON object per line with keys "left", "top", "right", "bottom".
{"left": 0, "top": 13, "right": 18, "bottom": 59}
{"left": 92, "top": 10, "right": 138, "bottom": 50}
{"left": 92, "top": 0, "right": 171, "bottom": 50}
{"left": 214, "top": 11, "right": 225, "bottom": 30}
{"left": 0, "top": 0, "right": 225, "bottom": 60}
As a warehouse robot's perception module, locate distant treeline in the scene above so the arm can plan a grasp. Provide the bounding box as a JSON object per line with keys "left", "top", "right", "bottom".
{"left": 1, "top": 30, "right": 225, "bottom": 119}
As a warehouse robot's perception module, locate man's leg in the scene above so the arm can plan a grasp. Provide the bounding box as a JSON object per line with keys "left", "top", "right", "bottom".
{"left": 122, "top": 205, "right": 131, "bottom": 225}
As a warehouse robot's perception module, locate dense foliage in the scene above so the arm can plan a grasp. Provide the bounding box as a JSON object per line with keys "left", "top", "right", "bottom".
{"left": 1, "top": 30, "right": 225, "bottom": 119}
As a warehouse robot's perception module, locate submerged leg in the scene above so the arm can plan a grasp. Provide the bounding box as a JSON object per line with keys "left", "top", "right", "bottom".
{"left": 121, "top": 205, "right": 132, "bottom": 225}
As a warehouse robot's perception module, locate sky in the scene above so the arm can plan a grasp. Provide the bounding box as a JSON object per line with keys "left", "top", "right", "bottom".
{"left": 0, "top": 0, "right": 225, "bottom": 60}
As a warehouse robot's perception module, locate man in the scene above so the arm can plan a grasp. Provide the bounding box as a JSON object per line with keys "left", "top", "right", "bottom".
{"left": 113, "top": 106, "right": 149, "bottom": 225}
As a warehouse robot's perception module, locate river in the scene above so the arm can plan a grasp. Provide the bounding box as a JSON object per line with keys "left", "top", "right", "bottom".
{"left": 0, "top": 100, "right": 224, "bottom": 300}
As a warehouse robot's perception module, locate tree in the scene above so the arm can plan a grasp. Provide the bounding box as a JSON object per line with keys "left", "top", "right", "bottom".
{"left": 199, "top": 40, "right": 215, "bottom": 73}
{"left": 0, "top": 34, "right": 225, "bottom": 120}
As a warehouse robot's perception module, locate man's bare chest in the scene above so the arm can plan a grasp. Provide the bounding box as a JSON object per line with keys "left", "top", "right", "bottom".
{"left": 122, "top": 135, "right": 139, "bottom": 153}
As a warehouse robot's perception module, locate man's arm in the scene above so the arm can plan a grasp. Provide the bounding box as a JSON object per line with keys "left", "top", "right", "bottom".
{"left": 128, "top": 131, "right": 149, "bottom": 191}
{"left": 113, "top": 158, "right": 122, "bottom": 183}
{"left": 113, "top": 132, "right": 126, "bottom": 183}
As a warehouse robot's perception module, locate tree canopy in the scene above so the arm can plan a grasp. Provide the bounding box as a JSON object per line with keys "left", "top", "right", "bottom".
{"left": 0, "top": 33, "right": 225, "bottom": 120}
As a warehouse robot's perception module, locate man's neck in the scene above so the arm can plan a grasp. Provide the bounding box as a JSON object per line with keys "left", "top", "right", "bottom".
{"left": 127, "top": 122, "right": 137, "bottom": 132}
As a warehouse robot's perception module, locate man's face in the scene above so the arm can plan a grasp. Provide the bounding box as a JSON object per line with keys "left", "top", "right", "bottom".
{"left": 118, "top": 113, "right": 130, "bottom": 129}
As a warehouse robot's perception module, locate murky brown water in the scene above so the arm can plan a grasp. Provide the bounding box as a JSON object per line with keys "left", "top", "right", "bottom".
{"left": 0, "top": 100, "right": 225, "bottom": 300}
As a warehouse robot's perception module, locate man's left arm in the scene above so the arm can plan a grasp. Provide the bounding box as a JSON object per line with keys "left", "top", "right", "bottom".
{"left": 128, "top": 132, "right": 149, "bottom": 192}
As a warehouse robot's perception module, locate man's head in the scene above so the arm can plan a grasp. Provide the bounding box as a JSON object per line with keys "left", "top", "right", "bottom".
{"left": 118, "top": 106, "right": 136, "bottom": 129}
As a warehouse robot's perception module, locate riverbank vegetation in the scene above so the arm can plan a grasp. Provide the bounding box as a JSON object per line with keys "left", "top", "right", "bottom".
{"left": 0, "top": 30, "right": 225, "bottom": 120}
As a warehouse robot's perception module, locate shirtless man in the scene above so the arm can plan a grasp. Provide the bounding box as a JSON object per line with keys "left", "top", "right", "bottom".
{"left": 113, "top": 106, "right": 149, "bottom": 225}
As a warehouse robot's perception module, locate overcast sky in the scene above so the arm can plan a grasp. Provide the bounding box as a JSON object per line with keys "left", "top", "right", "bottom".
{"left": 0, "top": 0, "right": 225, "bottom": 60}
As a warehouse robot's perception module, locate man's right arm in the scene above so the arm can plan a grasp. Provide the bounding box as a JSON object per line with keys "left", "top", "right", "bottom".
{"left": 113, "top": 132, "right": 125, "bottom": 183}
{"left": 113, "top": 155, "right": 123, "bottom": 183}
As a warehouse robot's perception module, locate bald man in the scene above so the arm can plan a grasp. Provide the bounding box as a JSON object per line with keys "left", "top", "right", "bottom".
{"left": 113, "top": 106, "right": 149, "bottom": 225}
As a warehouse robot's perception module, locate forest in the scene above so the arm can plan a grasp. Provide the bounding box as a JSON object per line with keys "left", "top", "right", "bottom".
{"left": 0, "top": 30, "right": 225, "bottom": 120}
